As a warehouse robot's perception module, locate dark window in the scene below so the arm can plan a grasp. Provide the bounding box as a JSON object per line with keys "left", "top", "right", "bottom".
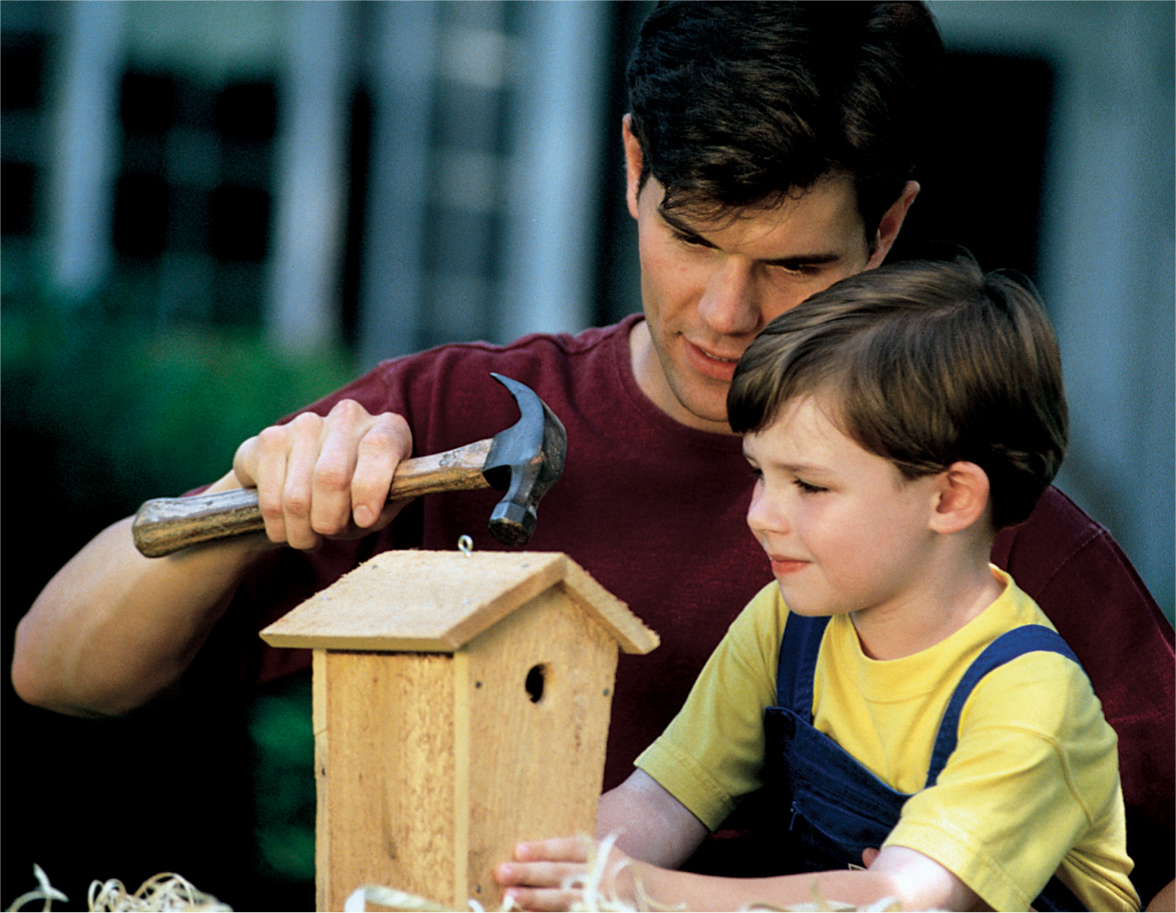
{"left": 215, "top": 80, "right": 278, "bottom": 142}
{"left": 890, "top": 52, "right": 1055, "bottom": 281}
{"left": 210, "top": 185, "right": 271, "bottom": 262}
{"left": 119, "top": 71, "right": 177, "bottom": 135}
{"left": 113, "top": 172, "right": 170, "bottom": 258}
{"left": 1, "top": 33, "right": 45, "bottom": 110}
{"left": 1, "top": 161, "right": 36, "bottom": 236}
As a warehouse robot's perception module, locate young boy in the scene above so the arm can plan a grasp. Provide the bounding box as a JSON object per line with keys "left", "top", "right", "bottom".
{"left": 495, "top": 255, "right": 1140, "bottom": 912}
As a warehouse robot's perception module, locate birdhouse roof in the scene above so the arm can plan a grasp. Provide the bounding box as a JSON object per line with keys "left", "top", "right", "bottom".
{"left": 260, "top": 550, "right": 659, "bottom": 655}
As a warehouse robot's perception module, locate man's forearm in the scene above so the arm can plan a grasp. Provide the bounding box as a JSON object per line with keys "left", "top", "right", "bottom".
{"left": 11, "top": 492, "right": 277, "bottom": 717}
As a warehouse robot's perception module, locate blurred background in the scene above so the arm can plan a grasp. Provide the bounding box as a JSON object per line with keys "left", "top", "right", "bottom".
{"left": 3, "top": 1, "right": 1172, "bottom": 909}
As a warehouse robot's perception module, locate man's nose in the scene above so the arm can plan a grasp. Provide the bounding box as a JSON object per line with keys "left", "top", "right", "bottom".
{"left": 698, "top": 258, "right": 762, "bottom": 338}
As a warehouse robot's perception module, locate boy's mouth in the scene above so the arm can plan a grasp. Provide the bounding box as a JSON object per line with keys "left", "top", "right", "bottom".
{"left": 768, "top": 555, "right": 810, "bottom": 576}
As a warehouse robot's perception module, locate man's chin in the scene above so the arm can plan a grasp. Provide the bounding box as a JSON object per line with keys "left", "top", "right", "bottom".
{"left": 669, "top": 383, "right": 732, "bottom": 432}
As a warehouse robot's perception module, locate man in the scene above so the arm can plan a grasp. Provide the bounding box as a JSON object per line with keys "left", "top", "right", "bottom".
{"left": 13, "top": 2, "right": 1173, "bottom": 903}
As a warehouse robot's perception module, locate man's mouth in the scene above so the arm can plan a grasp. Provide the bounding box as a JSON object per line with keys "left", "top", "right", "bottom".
{"left": 684, "top": 338, "right": 741, "bottom": 381}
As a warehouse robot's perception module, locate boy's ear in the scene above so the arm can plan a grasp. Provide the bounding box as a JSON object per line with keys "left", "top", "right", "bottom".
{"left": 928, "top": 461, "right": 992, "bottom": 535}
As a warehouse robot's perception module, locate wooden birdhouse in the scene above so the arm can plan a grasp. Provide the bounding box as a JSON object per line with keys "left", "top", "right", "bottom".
{"left": 260, "top": 550, "right": 659, "bottom": 912}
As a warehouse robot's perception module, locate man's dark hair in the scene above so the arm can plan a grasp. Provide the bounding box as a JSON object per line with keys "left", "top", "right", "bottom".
{"left": 728, "top": 252, "right": 1069, "bottom": 530}
{"left": 626, "top": 1, "right": 943, "bottom": 240}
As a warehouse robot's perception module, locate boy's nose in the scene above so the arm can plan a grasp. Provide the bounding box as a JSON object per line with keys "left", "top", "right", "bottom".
{"left": 746, "top": 482, "right": 789, "bottom": 537}
{"left": 698, "top": 259, "right": 762, "bottom": 338}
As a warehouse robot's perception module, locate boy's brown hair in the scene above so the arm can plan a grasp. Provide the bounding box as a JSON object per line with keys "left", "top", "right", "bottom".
{"left": 728, "top": 252, "right": 1068, "bottom": 529}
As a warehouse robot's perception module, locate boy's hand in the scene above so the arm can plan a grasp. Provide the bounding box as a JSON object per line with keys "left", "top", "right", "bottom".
{"left": 494, "top": 836, "right": 637, "bottom": 912}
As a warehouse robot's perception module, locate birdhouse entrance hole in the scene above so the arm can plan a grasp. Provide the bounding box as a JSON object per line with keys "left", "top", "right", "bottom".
{"left": 525, "top": 664, "right": 546, "bottom": 703}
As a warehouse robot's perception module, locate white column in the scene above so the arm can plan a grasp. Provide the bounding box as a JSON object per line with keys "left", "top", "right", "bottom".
{"left": 48, "top": 0, "right": 124, "bottom": 299}
{"left": 357, "top": 2, "right": 439, "bottom": 367}
{"left": 497, "top": 1, "right": 611, "bottom": 342}
{"left": 267, "top": 1, "right": 350, "bottom": 352}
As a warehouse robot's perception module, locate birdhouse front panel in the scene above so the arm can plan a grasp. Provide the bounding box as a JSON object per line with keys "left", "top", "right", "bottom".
{"left": 313, "top": 650, "right": 464, "bottom": 912}
{"left": 461, "top": 582, "right": 619, "bottom": 906}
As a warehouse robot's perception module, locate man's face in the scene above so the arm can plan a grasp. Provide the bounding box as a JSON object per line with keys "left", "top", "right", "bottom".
{"left": 623, "top": 118, "right": 916, "bottom": 434}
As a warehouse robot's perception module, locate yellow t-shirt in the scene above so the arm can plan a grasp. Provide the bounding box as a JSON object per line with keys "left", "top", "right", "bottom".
{"left": 636, "top": 568, "right": 1139, "bottom": 912}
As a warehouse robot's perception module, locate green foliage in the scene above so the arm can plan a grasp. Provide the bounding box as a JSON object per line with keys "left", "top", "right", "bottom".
{"left": 3, "top": 286, "right": 350, "bottom": 900}
{"left": 250, "top": 676, "right": 316, "bottom": 882}
{"left": 2, "top": 292, "right": 358, "bottom": 514}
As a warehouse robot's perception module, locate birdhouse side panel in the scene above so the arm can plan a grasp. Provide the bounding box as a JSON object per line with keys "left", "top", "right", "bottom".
{"left": 315, "top": 650, "right": 464, "bottom": 912}
{"left": 462, "top": 587, "right": 620, "bottom": 906}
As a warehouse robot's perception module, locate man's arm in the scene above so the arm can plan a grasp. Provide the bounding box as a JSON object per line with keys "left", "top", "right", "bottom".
{"left": 11, "top": 400, "right": 412, "bottom": 717}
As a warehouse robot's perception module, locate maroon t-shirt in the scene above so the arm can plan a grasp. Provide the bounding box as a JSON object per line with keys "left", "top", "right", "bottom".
{"left": 214, "top": 316, "right": 1173, "bottom": 899}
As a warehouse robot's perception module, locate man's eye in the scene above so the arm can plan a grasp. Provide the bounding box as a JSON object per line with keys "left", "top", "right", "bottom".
{"left": 671, "top": 229, "right": 710, "bottom": 248}
{"left": 772, "top": 262, "right": 823, "bottom": 278}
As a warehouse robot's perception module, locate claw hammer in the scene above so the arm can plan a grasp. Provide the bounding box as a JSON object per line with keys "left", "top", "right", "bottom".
{"left": 132, "top": 373, "right": 567, "bottom": 556}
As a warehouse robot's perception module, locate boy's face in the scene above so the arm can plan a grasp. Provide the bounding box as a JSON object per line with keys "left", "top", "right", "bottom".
{"left": 743, "top": 396, "right": 942, "bottom": 622}
{"left": 623, "top": 117, "right": 917, "bottom": 434}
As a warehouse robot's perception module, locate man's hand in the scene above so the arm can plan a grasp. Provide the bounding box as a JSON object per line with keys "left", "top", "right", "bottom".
{"left": 495, "top": 835, "right": 640, "bottom": 912}
{"left": 233, "top": 399, "right": 413, "bottom": 550}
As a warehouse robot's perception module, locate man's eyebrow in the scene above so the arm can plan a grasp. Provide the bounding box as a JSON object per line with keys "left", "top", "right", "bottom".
{"left": 658, "top": 207, "right": 717, "bottom": 247}
{"left": 658, "top": 206, "right": 843, "bottom": 267}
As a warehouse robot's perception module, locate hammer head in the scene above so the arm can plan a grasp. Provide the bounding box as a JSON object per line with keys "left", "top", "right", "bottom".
{"left": 481, "top": 373, "right": 567, "bottom": 546}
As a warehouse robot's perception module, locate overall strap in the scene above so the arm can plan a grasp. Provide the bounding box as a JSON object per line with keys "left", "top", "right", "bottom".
{"left": 776, "top": 614, "right": 831, "bottom": 717}
{"left": 926, "top": 625, "right": 1082, "bottom": 787}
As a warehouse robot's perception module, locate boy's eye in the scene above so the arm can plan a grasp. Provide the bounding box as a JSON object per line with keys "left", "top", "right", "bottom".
{"left": 793, "top": 478, "right": 826, "bottom": 495}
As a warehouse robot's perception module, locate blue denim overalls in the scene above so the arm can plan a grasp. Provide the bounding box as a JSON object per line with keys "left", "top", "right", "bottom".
{"left": 763, "top": 614, "right": 1087, "bottom": 911}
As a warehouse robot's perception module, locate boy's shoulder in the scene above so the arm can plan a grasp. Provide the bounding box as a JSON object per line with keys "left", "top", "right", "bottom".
{"left": 953, "top": 571, "right": 1102, "bottom": 738}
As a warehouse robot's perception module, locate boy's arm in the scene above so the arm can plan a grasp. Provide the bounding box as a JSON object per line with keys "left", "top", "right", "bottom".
{"left": 497, "top": 838, "right": 981, "bottom": 912}
{"left": 596, "top": 769, "right": 709, "bottom": 868}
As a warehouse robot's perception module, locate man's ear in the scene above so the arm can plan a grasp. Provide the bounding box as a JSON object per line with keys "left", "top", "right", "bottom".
{"left": 865, "top": 180, "right": 920, "bottom": 269}
{"left": 928, "top": 461, "right": 992, "bottom": 535}
{"left": 622, "top": 113, "right": 643, "bottom": 220}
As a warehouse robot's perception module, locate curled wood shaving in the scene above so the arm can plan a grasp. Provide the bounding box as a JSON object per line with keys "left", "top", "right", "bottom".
{"left": 87, "top": 872, "right": 231, "bottom": 911}
{"left": 6, "top": 865, "right": 69, "bottom": 912}
{"left": 5, "top": 867, "right": 230, "bottom": 913}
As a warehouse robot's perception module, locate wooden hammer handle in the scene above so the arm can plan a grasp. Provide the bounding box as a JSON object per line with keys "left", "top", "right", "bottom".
{"left": 132, "top": 438, "right": 493, "bottom": 557}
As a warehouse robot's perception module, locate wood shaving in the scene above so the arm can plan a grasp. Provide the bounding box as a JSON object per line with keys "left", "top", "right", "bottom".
{"left": 5, "top": 867, "right": 230, "bottom": 913}
{"left": 87, "top": 873, "right": 231, "bottom": 911}
{"left": 6, "top": 865, "right": 68, "bottom": 912}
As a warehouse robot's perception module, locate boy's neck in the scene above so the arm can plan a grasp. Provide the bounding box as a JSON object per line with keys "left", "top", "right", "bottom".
{"left": 850, "top": 548, "right": 1005, "bottom": 661}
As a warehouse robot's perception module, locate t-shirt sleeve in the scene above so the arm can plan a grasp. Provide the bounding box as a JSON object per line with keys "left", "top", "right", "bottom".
{"left": 885, "top": 651, "right": 1138, "bottom": 912}
{"left": 635, "top": 582, "right": 784, "bottom": 831}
